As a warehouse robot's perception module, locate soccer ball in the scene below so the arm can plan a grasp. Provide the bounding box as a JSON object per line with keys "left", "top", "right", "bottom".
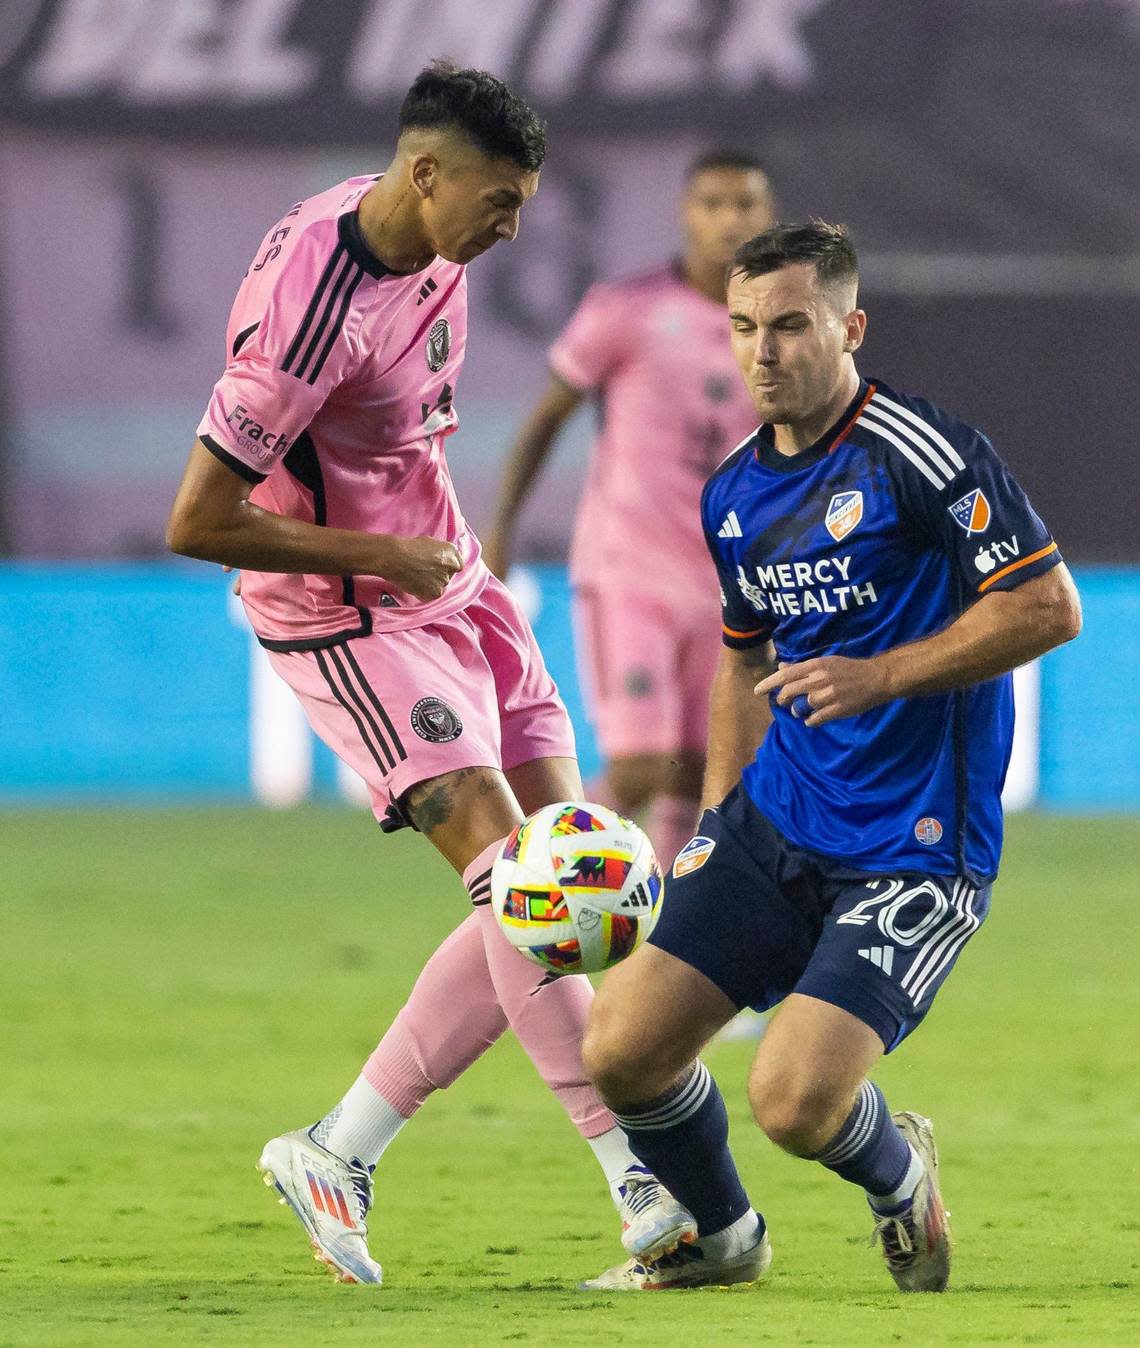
{"left": 491, "top": 802, "right": 663, "bottom": 976}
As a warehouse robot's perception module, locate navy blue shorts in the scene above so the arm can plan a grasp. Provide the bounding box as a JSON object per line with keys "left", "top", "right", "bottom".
{"left": 649, "top": 785, "right": 992, "bottom": 1052}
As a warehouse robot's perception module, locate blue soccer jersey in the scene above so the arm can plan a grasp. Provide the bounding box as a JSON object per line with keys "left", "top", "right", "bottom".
{"left": 702, "top": 378, "right": 1062, "bottom": 881}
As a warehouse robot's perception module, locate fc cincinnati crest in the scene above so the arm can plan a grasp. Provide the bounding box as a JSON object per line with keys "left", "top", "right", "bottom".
{"left": 948, "top": 488, "right": 991, "bottom": 535}
{"left": 673, "top": 836, "right": 716, "bottom": 879}
{"left": 410, "top": 696, "right": 463, "bottom": 743}
{"left": 825, "top": 490, "right": 863, "bottom": 542}
{"left": 425, "top": 318, "right": 451, "bottom": 372}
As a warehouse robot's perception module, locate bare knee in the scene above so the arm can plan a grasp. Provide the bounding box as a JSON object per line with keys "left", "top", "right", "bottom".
{"left": 661, "top": 751, "right": 704, "bottom": 802}
{"left": 583, "top": 955, "right": 707, "bottom": 1109}
{"left": 581, "top": 1016, "right": 649, "bottom": 1109}
{"left": 401, "top": 766, "right": 519, "bottom": 873}
{"left": 748, "top": 1072, "right": 854, "bottom": 1157}
{"left": 606, "top": 755, "right": 663, "bottom": 815}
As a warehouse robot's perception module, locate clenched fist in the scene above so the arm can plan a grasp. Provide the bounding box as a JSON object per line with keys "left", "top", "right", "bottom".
{"left": 376, "top": 536, "right": 463, "bottom": 602}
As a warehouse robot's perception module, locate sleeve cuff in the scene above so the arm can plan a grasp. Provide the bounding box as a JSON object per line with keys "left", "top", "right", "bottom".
{"left": 721, "top": 622, "right": 771, "bottom": 650}
{"left": 976, "top": 541, "right": 1060, "bottom": 594}
{"left": 200, "top": 433, "right": 268, "bottom": 485}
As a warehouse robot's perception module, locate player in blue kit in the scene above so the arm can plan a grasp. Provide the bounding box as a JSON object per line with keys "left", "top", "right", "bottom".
{"left": 580, "top": 222, "right": 1082, "bottom": 1293}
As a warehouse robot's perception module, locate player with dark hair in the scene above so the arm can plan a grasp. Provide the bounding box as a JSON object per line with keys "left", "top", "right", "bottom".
{"left": 580, "top": 221, "right": 1082, "bottom": 1291}
{"left": 485, "top": 151, "right": 774, "bottom": 869}
{"left": 168, "top": 60, "right": 689, "bottom": 1286}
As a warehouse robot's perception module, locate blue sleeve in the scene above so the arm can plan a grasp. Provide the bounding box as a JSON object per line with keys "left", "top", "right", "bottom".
{"left": 701, "top": 481, "right": 773, "bottom": 650}
{"left": 889, "top": 419, "right": 1061, "bottom": 597}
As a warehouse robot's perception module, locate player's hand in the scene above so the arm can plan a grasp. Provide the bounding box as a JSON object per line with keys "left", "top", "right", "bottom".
{"left": 380, "top": 536, "right": 463, "bottom": 601}
{"left": 481, "top": 527, "right": 511, "bottom": 581}
{"left": 222, "top": 564, "right": 241, "bottom": 596}
{"left": 754, "top": 656, "right": 892, "bottom": 727}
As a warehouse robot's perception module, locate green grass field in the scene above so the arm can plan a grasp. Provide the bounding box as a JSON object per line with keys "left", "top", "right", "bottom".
{"left": 3, "top": 808, "right": 1138, "bottom": 1346}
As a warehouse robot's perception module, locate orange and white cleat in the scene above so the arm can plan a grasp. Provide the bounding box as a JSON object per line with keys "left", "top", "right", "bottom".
{"left": 581, "top": 1226, "right": 772, "bottom": 1291}
{"left": 257, "top": 1127, "right": 381, "bottom": 1284}
{"left": 617, "top": 1166, "right": 698, "bottom": 1259}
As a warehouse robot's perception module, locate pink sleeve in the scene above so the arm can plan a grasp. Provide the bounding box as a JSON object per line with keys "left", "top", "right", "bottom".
{"left": 547, "top": 283, "right": 628, "bottom": 392}
{"left": 197, "top": 234, "right": 365, "bottom": 482}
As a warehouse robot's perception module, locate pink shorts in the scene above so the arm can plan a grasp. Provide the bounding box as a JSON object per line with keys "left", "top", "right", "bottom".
{"left": 267, "top": 574, "right": 576, "bottom": 819}
{"left": 573, "top": 583, "right": 721, "bottom": 760}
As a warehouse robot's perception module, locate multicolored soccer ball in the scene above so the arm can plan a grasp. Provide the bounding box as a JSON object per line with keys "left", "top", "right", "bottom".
{"left": 491, "top": 802, "right": 663, "bottom": 976}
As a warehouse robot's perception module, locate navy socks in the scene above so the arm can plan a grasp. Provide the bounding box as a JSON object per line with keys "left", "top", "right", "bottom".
{"left": 612, "top": 1061, "right": 755, "bottom": 1238}
{"left": 813, "top": 1080, "right": 920, "bottom": 1208}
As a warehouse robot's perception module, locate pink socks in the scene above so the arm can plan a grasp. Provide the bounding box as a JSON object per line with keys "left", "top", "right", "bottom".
{"left": 361, "top": 910, "right": 507, "bottom": 1115}
{"left": 464, "top": 838, "right": 613, "bottom": 1139}
{"left": 327, "top": 836, "right": 614, "bottom": 1167}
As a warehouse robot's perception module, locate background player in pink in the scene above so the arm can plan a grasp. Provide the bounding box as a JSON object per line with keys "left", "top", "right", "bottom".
{"left": 167, "top": 62, "right": 690, "bottom": 1286}
{"left": 485, "top": 152, "right": 774, "bottom": 867}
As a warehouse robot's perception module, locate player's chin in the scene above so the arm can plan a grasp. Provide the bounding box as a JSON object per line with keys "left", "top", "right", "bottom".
{"left": 750, "top": 385, "right": 789, "bottom": 419}
{"left": 454, "top": 237, "right": 498, "bottom": 264}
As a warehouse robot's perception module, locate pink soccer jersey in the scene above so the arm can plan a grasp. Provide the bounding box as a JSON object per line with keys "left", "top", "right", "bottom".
{"left": 548, "top": 263, "right": 759, "bottom": 603}
{"left": 198, "top": 174, "right": 487, "bottom": 649}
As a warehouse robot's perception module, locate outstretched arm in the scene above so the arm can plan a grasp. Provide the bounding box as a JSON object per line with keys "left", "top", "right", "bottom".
{"left": 702, "top": 641, "right": 779, "bottom": 811}
{"left": 756, "top": 565, "right": 1081, "bottom": 727}
{"left": 482, "top": 375, "right": 583, "bottom": 578}
{"left": 166, "top": 439, "right": 461, "bottom": 602}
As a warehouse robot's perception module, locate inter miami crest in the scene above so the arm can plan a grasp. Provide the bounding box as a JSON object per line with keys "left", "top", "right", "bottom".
{"left": 410, "top": 696, "right": 463, "bottom": 743}
{"left": 425, "top": 318, "right": 451, "bottom": 372}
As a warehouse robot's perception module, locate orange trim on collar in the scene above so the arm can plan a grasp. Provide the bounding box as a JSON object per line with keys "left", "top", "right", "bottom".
{"left": 828, "top": 381, "right": 877, "bottom": 453}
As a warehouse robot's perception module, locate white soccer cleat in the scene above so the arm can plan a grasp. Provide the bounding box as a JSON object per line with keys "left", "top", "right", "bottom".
{"left": 257, "top": 1127, "right": 382, "bottom": 1285}
{"left": 581, "top": 1227, "right": 772, "bottom": 1291}
{"left": 870, "top": 1111, "right": 952, "bottom": 1293}
{"left": 617, "top": 1166, "right": 698, "bottom": 1259}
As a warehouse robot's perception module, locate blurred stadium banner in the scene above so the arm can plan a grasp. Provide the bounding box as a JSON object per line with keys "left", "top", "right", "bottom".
{"left": 0, "top": 0, "right": 1137, "bottom": 565}
{"left": 0, "top": 3, "right": 1135, "bottom": 813}
{"left": 1, "top": 563, "right": 1137, "bottom": 811}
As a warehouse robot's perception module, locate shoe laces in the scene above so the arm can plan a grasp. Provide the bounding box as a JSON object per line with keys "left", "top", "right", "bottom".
{"left": 632, "top": 1242, "right": 703, "bottom": 1279}
{"left": 870, "top": 1209, "right": 917, "bottom": 1268}
{"left": 345, "top": 1157, "right": 374, "bottom": 1224}
{"left": 620, "top": 1172, "right": 667, "bottom": 1218}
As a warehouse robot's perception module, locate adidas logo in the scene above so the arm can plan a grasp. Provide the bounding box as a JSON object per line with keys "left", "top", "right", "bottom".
{"left": 416, "top": 277, "right": 439, "bottom": 306}
{"left": 857, "top": 946, "right": 895, "bottom": 975}
{"left": 717, "top": 511, "right": 743, "bottom": 539}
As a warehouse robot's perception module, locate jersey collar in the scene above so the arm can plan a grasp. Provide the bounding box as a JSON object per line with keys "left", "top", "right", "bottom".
{"left": 337, "top": 209, "right": 396, "bottom": 280}
{"left": 753, "top": 378, "right": 875, "bottom": 473}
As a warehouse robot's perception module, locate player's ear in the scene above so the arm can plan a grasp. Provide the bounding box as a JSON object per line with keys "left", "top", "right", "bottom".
{"left": 410, "top": 154, "right": 439, "bottom": 199}
{"left": 843, "top": 308, "right": 867, "bottom": 354}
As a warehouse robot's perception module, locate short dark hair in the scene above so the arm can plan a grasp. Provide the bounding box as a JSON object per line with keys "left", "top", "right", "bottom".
{"left": 399, "top": 60, "right": 546, "bottom": 171}
{"left": 731, "top": 221, "right": 858, "bottom": 288}
{"left": 685, "top": 148, "right": 767, "bottom": 181}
